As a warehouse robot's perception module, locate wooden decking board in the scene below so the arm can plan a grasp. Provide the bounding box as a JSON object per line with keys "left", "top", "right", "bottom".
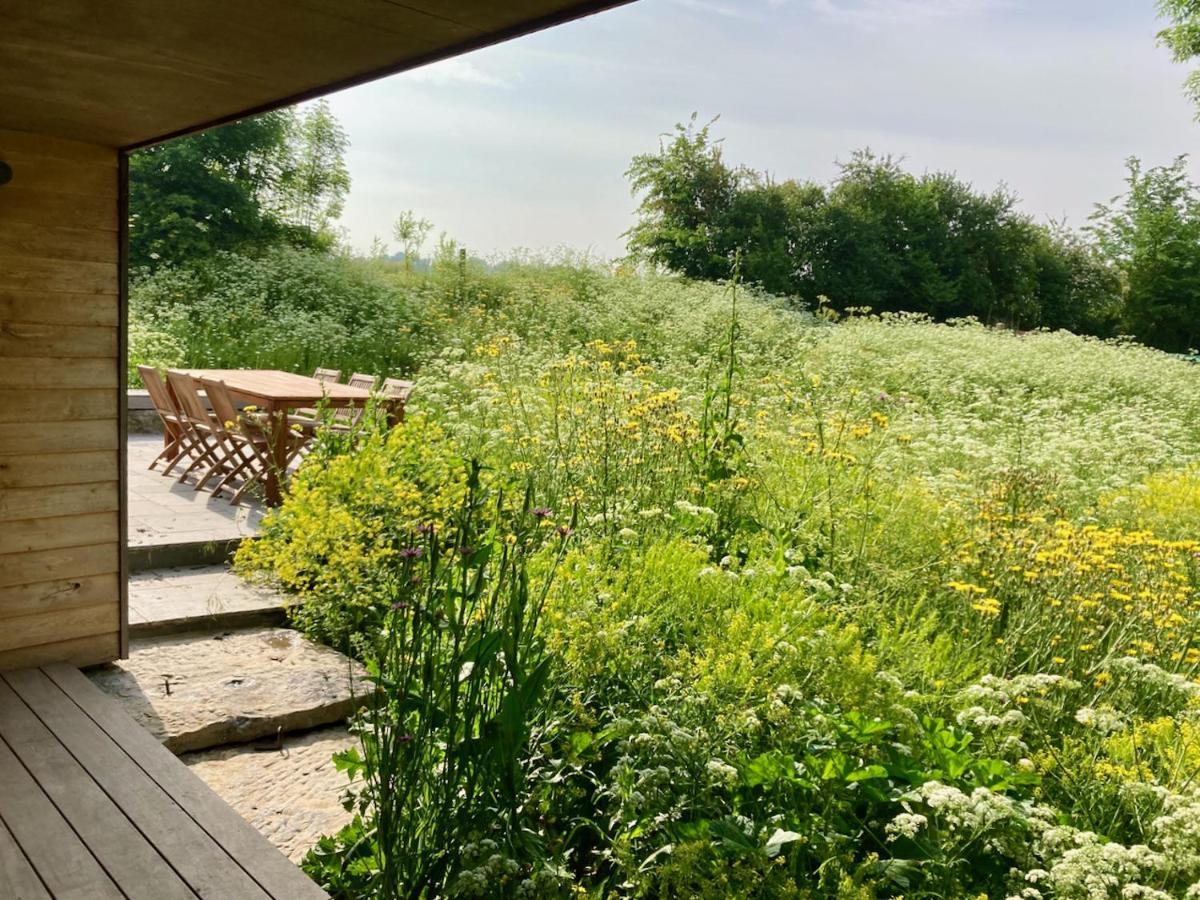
{"left": 42, "top": 663, "right": 329, "bottom": 900}
{"left": 0, "top": 664, "right": 327, "bottom": 900}
{"left": 0, "top": 735, "right": 123, "bottom": 899}
{"left": 0, "top": 816, "right": 51, "bottom": 900}
{"left": 0, "top": 679, "right": 197, "bottom": 900}
{"left": 2, "top": 668, "right": 271, "bottom": 900}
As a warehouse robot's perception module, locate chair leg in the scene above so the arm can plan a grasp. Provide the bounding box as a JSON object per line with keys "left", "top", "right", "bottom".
{"left": 150, "top": 423, "right": 186, "bottom": 471}
{"left": 211, "top": 448, "right": 258, "bottom": 496}
{"left": 177, "top": 435, "right": 220, "bottom": 484}
{"left": 196, "top": 437, "right": 247, "bottom": 491}
{"left": 149, "top": 438, "right": 180, "bottom": 470}
{"left": 161, "top": 434, "right": 194, "bottom": 476}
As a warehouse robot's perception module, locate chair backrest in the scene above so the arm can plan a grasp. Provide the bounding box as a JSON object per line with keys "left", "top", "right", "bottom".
{"left": 347, "top": 372, "right": 377, "bottom": 392}
{"left": 198, "top": 378, "right": 240, "bottom": 433}
{"left": 139, "top": 365, "right": 178, "bottom": 417}
{"left": 165, "top": 370, "right": 211, "bottom": 424}
{"left": 380, "top": 378, "right": 414, "bottom": 403}
{"left": 313, "top": 367, "right": 341, "bottom": 383}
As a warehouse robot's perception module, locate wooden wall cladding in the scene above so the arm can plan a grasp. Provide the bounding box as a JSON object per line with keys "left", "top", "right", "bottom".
{"left": 0, "top": 128, "right": 121, "bottom": 669}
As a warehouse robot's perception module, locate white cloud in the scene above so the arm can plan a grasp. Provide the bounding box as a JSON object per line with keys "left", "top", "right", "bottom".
{"left": 403, "top": 58, "right": 512, "bottom": 89}
{"left": 810, "top": 0, "right": 1010, "bottom": 29}
{"left": 667, "top": 0, "right": 772, "bottom": 21}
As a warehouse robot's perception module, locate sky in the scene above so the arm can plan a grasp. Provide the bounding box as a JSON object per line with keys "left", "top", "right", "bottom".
{"left": 323, "top": 0, "right": 1200, "bottom": 260}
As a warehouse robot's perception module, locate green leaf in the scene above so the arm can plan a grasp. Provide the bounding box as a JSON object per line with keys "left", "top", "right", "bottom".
{"left": 741, "top": 750, "right": 797, "bottom": 788}
{"left": 846, "top": 764, "right": 889, "bottom": 783}
{"left": 708, "top": 820, "right": 757, "bottom": 856}
{"left": 764, "top": 828, "right": 802, "bottom": 858}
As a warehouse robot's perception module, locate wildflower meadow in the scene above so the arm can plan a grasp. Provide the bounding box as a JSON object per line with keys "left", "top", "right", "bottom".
{"left": 235, "top": 260, "right": 1200, "bottom": 898}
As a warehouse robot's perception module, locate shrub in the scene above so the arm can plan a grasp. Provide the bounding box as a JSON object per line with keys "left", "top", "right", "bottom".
{"left": 130, "top": 246, "right": 422, "bottom": 381}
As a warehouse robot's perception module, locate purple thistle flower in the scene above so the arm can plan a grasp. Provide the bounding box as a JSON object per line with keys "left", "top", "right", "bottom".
{"left": 416, "top": 523, "right": 434, "bottom": 534}
{"left": 399, "top": 546, "right": 424, "bottom": 560}
{"left": 391, "top": 601, "right": 409, "bottom": 612}
{"left": 532, "top": 507, "right": 553, "bottom": 519}
{"left": 556, "top": 525, "right": 574, "bottom": 538}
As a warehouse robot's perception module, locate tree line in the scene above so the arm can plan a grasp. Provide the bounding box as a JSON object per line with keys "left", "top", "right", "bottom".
{"left": 625, "top": 116, "right": 1200, "bottom": 353}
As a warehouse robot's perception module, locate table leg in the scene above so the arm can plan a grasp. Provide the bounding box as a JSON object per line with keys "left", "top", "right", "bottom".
{"left": 265, "top": 401, "right": 288, "bottom": 507}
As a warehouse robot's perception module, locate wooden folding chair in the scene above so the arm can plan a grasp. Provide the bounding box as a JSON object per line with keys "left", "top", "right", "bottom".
{"left": 163, "top": 370, "right": 224, "bottom": 488}
{"left": 138, "top": 365, "right": 190, "bottom": 473}
{"left": 294, "top": 367, "right": 342, "bottom": 423}
{"left": 380, "top": 377, "right": 414, "bottom": 424}
{"left": 200, "top": 378, "right": 307, "bottom": 505}
{"left": 331, "top": 373, "right": 377, "bottom": 427}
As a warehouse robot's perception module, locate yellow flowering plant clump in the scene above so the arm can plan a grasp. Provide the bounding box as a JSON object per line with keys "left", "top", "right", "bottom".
{"left": 1104, "top": 465, "right": 1200, "bottom": 542}
{"left": 236, "top": 416, "right": 479, "bottom": 646}
{"left": 942, "top": 504, "right": 1200, "bottom": 682}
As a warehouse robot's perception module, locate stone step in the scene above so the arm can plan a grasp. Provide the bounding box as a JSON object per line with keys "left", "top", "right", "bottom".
{"left": 87, "top": 627, "right": 366, "bottom": 754}
{"left": 183, "top": 726, "right": 357, "bottom": 863}
{"left": 130, "top": 564, "right": 287, "bottom": 636}
{"left": 129, "top": 538, "right": 247, "bottom": 574}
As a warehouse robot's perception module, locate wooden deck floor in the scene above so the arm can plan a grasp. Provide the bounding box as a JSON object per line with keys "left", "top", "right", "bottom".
{"left": 0, "top": 663, "right": 327, "bottom": 899}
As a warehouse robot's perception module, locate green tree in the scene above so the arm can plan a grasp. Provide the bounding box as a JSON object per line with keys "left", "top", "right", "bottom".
{"left": 1157, "top": 0, "right": 1200, "bottom": 114}
{"left": 392, "top": 210, "right": 434, "bottom": 274}
{"left": 272, "top": 100, "right": 350, "bottom": 237}
{"left": 129, "top": 105, "right": 350, "bottom": 271}
{"left": 625, "top": 115, "right": 819, "bottom": 296}
{"left": 800, "top": 152, "right": 1045, "bottom": 326}
{"left": 625, "top": 115, "right": 744, "bottom": 282}
{"left": 1089, "top": 156, "right": 1200, "bottom": 352}
{"left": 625, "top": 120, "right": 1122, "bottom": 334}
{"left": 1030, "top": 224, "right": 1122, "bottom": 336}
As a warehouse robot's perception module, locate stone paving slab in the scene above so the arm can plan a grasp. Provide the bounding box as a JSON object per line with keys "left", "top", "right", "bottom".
{"left": 129, "top": 564, "right": 289, "bottom": 635}
{"left": 128, "top": 434, "right": 264, "bottom": 548}
{"left": 183, "top": 726, "right": 358, "bottom": 863}
{"left": 87, "top": 627, "right": 366, "bottom": 753}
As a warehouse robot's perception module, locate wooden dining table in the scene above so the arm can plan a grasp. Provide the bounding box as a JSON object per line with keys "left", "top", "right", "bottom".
{"left": 184, "top": 369, "right": 374, "bottom": 506}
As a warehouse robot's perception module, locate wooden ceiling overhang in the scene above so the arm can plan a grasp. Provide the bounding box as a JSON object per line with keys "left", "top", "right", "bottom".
{"left": 0, "top": 0, "right": 633, "bottom": 150}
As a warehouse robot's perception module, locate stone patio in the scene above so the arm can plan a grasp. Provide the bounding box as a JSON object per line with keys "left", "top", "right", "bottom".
{"left": 128, "top": 433, "right": 263, "bottom": 549}
{"left": 88, "top": 627, "right": 366, "bottom": 753}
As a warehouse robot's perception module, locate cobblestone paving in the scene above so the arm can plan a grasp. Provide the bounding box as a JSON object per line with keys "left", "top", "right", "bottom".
{"left": 184, "top": 726, "right": 357, "bottom": 862}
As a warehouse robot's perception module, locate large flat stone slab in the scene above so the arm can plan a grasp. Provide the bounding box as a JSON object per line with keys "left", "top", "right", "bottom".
{"left": 87, "top": 627, "right": 366, "bottom": 753}
{"left": 130, "top": 564, "right": 288, "bottom": 636}
{"left": 184, "top": 726, "right": 357, "bottom": 863}
{"left": 127, "top": 434, "right": 263, "bottom": 549}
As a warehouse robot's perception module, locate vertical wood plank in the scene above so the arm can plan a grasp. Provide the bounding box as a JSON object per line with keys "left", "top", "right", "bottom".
{"left": 0, "top": 129, "right": 122, "bottom": 666}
